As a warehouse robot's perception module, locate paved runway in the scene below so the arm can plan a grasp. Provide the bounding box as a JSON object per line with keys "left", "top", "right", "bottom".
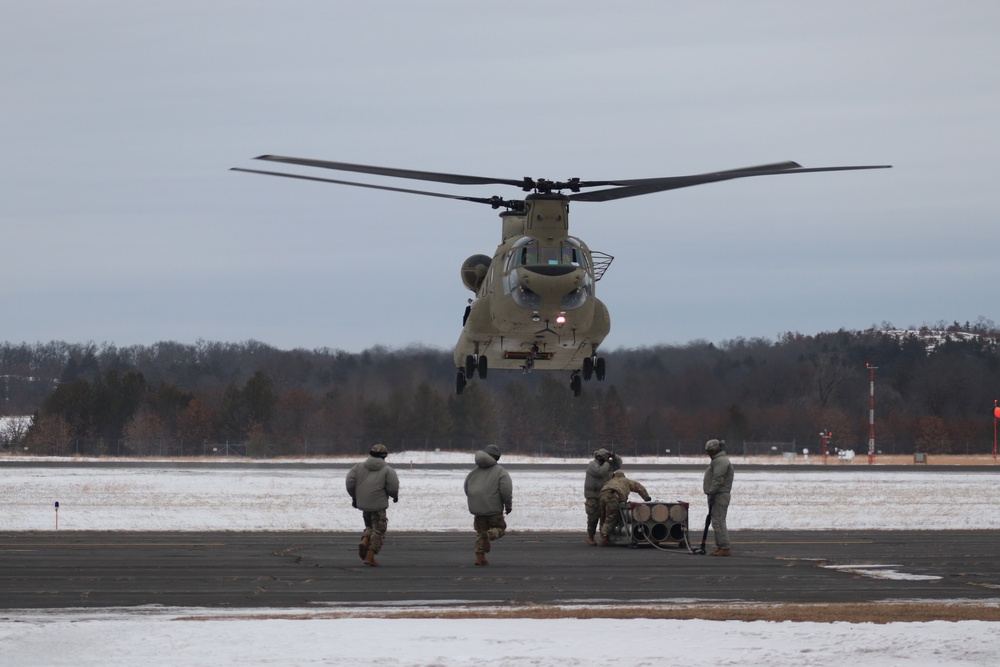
{"left": 3, "top": 530, "right": 999, "bottom": 609}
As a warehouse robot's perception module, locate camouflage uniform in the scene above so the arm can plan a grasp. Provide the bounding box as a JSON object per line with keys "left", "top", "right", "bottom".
{"left": 473, "top": 514, "right": 507, "bottom": 553}
{"left": 346, "top": 444, "right": 399, "bottom": 564}
{"left": 703, "top": 439, "right": 734, "bottom": 554}
{"left": 584, "top": 448, "right": 622, "bottom": 541}
{"left": 464, "top": 444, "right": 512, "bottom": 565}
{"left": 360, "top": 509, "right": 389, "bottom": 554}
{"left": 598, "top": 471, "right": 651, "bottom": 542}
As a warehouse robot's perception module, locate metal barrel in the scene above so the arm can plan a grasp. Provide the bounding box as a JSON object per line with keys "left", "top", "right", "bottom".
{"left": 649, "top": 522, "right": 669, "bottom": 541}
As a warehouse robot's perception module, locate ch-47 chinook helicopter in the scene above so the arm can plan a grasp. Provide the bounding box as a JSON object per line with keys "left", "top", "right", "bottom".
{"left": 231, "top": 156, "right": 890, "bottom": 396}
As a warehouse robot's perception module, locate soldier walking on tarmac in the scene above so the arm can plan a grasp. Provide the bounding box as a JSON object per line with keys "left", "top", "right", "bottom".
{"left": 464, "top": 444, "right": 513, "bottom": 566}
{"left": 598, "top": 470, "right": 651, "bottom": 546}
{"left": 703, "top": 438, "right": 734, "bottom": 556}
{"left": 584, "top": 448, "right": 622, "bottom": 545}
{"left": 345, "top": 443, "right": 400, "bottom": 567}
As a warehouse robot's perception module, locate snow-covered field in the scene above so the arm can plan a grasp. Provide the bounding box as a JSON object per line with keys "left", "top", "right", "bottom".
{"left": 3, "top": 453, "right": 1000, "bottom": 666}
{"left": 2, "top": 453, "right": 998, "bottom": 531}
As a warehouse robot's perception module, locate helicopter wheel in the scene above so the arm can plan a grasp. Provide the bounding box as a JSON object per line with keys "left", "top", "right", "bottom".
{"left": 570, "top": 373, "right": 582, "bottom": 397}
{"left": 456, "top": 370, "right": 467, "bottom": 395}
{"left": 477, "top": 355, "right": 488, "bottom": 379}
{"left": 582, "top": 357, "right": 594, "bottom": 381}
{"left": 595, "top": 357, "right": 606, "bottom": 381}
{"left": 465, "top": 355, "right": 476, "bottom": 379}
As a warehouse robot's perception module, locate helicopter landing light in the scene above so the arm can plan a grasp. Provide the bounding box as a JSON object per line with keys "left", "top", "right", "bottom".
{"left": 532, "top": 312, "right": 540, "bottom": 322}
{"left": 556, "top": 314, "right": 567, "bottom": 325}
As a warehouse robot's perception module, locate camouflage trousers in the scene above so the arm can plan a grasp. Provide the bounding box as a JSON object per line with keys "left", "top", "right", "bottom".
{"left": 709, "top": 493, "right": 731, "bottom": 549}
{"left": 598, "top": 490, "right": 623, "bottom": 538}
{"left": 473, "top": 514, "right": 507, "bottom": 553}
{"left": 362, "top": 509, "right": 388, "bottom": 554}
{"left": 585, "top": 497, "right": 602, "bottom": 537}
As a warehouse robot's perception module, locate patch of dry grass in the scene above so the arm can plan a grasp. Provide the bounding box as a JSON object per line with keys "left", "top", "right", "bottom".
{"left": 846, "top": 454, "right": 994, "bottom": 466}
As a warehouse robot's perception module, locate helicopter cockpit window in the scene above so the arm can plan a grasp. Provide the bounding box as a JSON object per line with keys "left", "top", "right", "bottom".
{"left": 506, "top": 238, "right": 592, "bottom": 270}
{"left": 506, "top": 237, "right": 536, "bottom": 270}
{"left": 562, "top": 238, "right": 589, "bottom": 270}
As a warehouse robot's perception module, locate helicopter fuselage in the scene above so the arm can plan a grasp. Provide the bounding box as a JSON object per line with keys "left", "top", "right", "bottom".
{"left": 455, "top": 194, "right": 610, "bottom": 374}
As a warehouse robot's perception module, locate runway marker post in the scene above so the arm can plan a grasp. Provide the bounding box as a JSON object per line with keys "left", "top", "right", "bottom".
{"left": 993, "top": 400, "right": 998, "bottom": 463}
{"left": 55, "top": 501, "right": 59, "bottom": 529}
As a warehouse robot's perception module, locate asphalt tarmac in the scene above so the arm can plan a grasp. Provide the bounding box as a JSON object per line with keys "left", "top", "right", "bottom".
{"left": 3, "top": 529, "right": 999, "bottom": 609}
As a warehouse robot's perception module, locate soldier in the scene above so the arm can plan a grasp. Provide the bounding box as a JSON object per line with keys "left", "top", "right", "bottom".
{"left": 464, "top": 444, "right": 513, "bottom": 566}
{"left": 598, "top": 470, "right": 651, "bottom": 546}
{"left": 584, "top": 447, "right": 622, "bottom": 545}
{"left": 703, "top": 438, "right": 734, "bottom": 557}
{"left": 345, "top": 443, "right": 400, "bottom": 567}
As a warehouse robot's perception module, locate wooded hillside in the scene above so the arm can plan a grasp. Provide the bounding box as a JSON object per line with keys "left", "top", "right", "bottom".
{"left": 3, "top": 321, "right": 999, "bottom": 458}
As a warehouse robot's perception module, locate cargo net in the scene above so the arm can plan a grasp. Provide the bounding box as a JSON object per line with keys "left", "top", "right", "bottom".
{"left": 608, "top": 501, "right": 695, "bottom": 553}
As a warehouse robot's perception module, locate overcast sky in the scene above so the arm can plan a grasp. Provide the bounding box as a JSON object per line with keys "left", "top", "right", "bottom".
{"left": 2, "top": 2, "right": 998, "bottom": 354}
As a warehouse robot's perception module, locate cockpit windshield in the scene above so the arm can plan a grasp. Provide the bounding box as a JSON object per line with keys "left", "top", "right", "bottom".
{"left": 507, "top": 238, "right": 590, "bottom": 271}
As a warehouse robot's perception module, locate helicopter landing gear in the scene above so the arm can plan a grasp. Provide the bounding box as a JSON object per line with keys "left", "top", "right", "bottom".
{"left": 570, "top": 355, "right": 606, "bottom": 395}
{"left": 456, "top": 370, "right": 467, "bottom": 395}
{"left": 465, "top": 354, "right": 488, "bottom": 380}
{"left": 581, "top": 355, "right": 606, "bottom": 383}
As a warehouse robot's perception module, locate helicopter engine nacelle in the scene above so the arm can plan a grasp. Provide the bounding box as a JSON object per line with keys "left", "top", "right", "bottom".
{"left": 461, "top": 254, "right": 492, "bottom": 292}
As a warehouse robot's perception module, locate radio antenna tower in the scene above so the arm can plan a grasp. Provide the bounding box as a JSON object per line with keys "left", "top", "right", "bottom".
{"left": 866, "top": 362, "right": 878, "bottom": 464}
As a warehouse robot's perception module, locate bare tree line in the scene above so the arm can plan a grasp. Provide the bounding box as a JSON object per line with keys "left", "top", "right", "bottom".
{"left": 3, "top": 319, "right": 999, "bottom": 457}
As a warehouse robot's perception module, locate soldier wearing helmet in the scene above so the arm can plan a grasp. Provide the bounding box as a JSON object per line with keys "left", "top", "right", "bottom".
{"left": 703, "top": 439, "right": 734, "bottom": 556}
{"left": 464, "top": 444, "right": 513, "bottom": 566}
{"left": 346, "top": 443, "right": 400, "bottom": 567}
{"left": 598, "top": 470, "right": 651, "bottom": 546}
{"left": 584, "top": 447, "right": 622, "bottom": 545}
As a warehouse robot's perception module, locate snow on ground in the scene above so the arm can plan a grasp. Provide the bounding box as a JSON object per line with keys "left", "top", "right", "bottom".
{"left": 2, "top": 453, "right": 998, "bottom": 531}
{"left": 3, "top": 453, "right": 1000, "bottom": 666}
{"left": 3, "top": 610, "right": 998, "bottom": 667}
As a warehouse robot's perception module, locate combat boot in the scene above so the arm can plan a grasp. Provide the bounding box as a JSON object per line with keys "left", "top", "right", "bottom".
{"left": 710, "top": 547, "right": 731, "bottom": 557}
{"left": 481, "top": 531, "right": 491, "bottom": 553}
{"left": 474, "top": 552, "right": 488, "bottom": 566}
{"left": 600, "top": 535, "right": 613, "bottom": 547}
{"left": 363, "top": 548, "right": 380, "bottom": 566}
{"left": 586, "top": 534, "right": 597, "bottom": 546}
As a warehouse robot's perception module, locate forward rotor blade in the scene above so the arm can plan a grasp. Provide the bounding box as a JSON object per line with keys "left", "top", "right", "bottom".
{"left": 230, "top": 168, "right": 518, "bottom": 207}
{"left": 569, "top": 164, "right": 892, "bottom": 202}
{"left": 567, "top": 162, "right": 807, "bottom": 191}
{"left": 254, "top": 155, "right": 527, "bottom": 188}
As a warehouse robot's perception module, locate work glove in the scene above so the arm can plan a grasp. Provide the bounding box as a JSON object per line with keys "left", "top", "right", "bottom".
{"left": 643, "top": 495, "right": 651, "bottom": 502}
{"left": 392, "top": 496, "right": 398, "bottom": 503}
{"left": 505, "top": 505, "right": 512, "bottom": 515}
{"left": 351, "top": 496, "right": 357, "bottom": 508}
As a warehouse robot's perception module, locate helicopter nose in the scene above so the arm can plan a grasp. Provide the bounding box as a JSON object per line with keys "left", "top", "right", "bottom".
{"left": 523, "top": 265, "right": 576, "bottom": 277}
{"left": 518, "top": 265, "right": 585, "bottom": 298}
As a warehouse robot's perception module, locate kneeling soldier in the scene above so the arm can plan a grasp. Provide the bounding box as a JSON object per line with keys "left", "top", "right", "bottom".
{"left": 598, "top": 470, "right": 651, "bottom": 546}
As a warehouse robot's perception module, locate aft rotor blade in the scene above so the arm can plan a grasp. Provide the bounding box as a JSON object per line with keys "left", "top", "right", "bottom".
{"left": 583, "top": 161, "right": 805, "bottom": 188}
{"left": 230, "top": 168, "right": 519, "bottom": 208}
{"left": 569, "top": 164, "right": 892, "bottom": 202}
{"left": 254, "top": 155, "right": 527, "bottom": 189}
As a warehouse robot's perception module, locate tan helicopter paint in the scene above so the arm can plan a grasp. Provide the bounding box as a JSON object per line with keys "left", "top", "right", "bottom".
{"left": 454, "top": 195, "right": 610, "bottom": 375}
